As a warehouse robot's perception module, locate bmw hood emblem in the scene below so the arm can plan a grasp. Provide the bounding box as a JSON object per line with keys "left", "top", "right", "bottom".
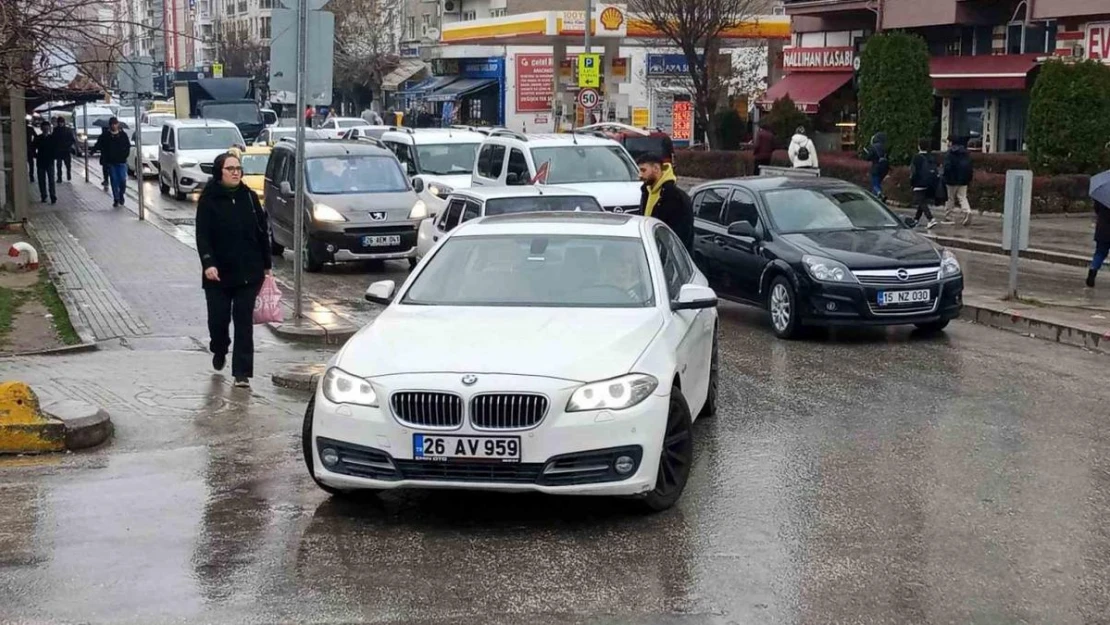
{"left": 461, "top": 374, "right": 478, "bottom": 386}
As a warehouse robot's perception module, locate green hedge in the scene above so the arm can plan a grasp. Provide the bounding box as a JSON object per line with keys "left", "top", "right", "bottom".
{"left": 1028, "top": 59, "right": 1110, "bottom": 175}
{"left": 674, "top": 149, "right": 1091, "bottom": 214}
{"left": 857, "top": 32, "right": 934, "bottom": 164}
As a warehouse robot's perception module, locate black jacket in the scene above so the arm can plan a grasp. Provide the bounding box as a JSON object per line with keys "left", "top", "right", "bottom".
{"left": 1095, "top": 200, "right": 1110, "bottom": 245}
{"left": 943, "top": 145, "right": 974, "bottom": 186}
{"left": 32, "top": 130, "right": 59, "bottom": 163}
{"left": 94, "top": 129, "right": 131, "bottom": 165}
{"left": 909, "top": 152, "right": 937, "bottom": 190}
{"left": 865, "top": 133, "right": 889, "bottom": 178}
{"left": 196, "top": 180, "right": 273, "bottom": 289}
{"left": 640, "top": 180, "right": 694, "bottom": 252}
{"left": 53, "top": 126, "right": 76, "bottom": 153}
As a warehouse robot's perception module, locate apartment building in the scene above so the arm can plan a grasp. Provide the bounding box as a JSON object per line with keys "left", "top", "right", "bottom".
{"left": 781, "top": 0, "right": 1110, "bottom": 152}
{"left": 216, "top": 0, "right": 275, "bottom": 45}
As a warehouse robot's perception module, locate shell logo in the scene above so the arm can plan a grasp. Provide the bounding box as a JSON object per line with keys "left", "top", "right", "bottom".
{"left": 599, "top": 6, "right": 624, "bottom": 31}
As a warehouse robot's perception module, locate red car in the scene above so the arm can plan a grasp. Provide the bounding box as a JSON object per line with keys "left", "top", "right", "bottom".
{"left": 576, "top": 123, "right": 674, "bottom": 163}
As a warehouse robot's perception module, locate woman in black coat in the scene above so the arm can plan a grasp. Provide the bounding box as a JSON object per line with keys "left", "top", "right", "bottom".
{"left": 1087, "top": 199, "right": 1110, "bottom": 288}
{"left": 196, "top": 151, "right": 273, "bottom": 387}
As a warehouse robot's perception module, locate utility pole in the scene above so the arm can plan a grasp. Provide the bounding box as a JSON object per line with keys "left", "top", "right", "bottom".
{"left": 292, "top": 0, "right": 309, "bottom": 320}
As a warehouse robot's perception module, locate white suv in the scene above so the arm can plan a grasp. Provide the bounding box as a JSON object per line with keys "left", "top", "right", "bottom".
{"left": 471, "top": 131, "right": 643, "bottom": 214}
{"left": 379, "top": 127, "right": 486, "bottom": 215}
{"left": 158, "top": 119, "right": 245, "bottom": 200}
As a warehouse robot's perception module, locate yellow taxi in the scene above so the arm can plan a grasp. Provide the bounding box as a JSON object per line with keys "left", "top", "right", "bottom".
{"left": 235, "top": 145, "right": 272, "bottom": 201}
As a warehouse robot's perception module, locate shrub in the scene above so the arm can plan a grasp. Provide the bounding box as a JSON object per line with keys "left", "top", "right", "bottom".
{"left": 857, "top": 32, "right": 934, "bottom": 165}
{"left": 1027, "top": 59, "right": 1110, "bottom": 175}
{"left": 713, "top": 109, "right": 746, "bottom": 150}
{"left": 764, "top": 96, "right": 809, "bottom": 149}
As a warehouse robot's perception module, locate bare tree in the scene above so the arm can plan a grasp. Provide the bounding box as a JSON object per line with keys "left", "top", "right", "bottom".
{"left": 220, "top": 27, "right": 269, "bottom": 87}
{"left": 329, "top": 0, "right": 401, "bottom": 110}
{"left": 629, "top": 0, "right": 767, "bottom": 147}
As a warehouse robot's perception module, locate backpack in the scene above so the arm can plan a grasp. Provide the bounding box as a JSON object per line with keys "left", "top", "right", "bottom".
{"left": 797, "top": 145, "right": 810, "bottom": 161}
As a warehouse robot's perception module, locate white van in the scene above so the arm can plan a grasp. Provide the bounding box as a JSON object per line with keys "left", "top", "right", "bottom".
{"left": 379, "top": 127, "right": 486, "bottom": 215}
{"left": 158, "top": 119, "right": 245, "bottom": 200}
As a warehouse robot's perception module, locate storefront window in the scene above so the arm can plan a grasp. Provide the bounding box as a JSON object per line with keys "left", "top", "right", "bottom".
{"left": 950, "top": 95, "right": 986, "bottom": 151}
{"left": 998, "top": 95, "right": 1028, "bottom": 153}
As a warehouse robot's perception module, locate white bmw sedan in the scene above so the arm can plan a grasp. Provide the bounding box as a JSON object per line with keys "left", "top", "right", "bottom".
{"left": 303, "top": 212, "right": 720, "bottom": 511}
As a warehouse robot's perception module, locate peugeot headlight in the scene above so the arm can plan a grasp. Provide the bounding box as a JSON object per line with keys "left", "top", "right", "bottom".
{"left": 321, "top": 367, "right": 378, "bottom": 406}
{"left": 312, "top": 203, "right": 347, "bottom": 222}
{"left": 567, "top": 374, "right": 658, "bottom": 412}
{"left": 179, "top": 158, "right": 199, "bottom": 168}
{"left": 940, "top": 248, "right": 962, "bottom": 277}
{"left": 427, "top": 183, "right": 453, "bottom": 198}
{"left": 802, "top": 255, "right": 857, "bottom": 283}
{"left": 408, "top": 200, "right": 428, "bottom": 220}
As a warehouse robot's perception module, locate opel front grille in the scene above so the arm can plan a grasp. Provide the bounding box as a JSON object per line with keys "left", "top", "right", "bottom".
{"left": 852, "top": 266, "right": 940, "bottom": 286}
{"left": 470, "top": 393, "right": 549, "bottom": 430}
{"left": 390, "top": 392, "right": 463, "bottom": 429}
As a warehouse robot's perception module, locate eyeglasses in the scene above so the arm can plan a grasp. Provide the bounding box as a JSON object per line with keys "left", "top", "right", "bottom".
{"left": 223, "top": 166, "right": 243, "bottom": 173}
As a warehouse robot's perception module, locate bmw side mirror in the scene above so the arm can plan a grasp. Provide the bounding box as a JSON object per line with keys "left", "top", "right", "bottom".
{"left": 279, "top": 181, "right": 294, "bottom": 198}
{"left": 727, "top": 221, "right": 759, "bottom": 240}
{"left": 672, "top": 284, "right": 718, "bottom": 311}
{"left": 412, "top": 177, "right": 425, "bottom": 193}
{"left": 365, "top": 280, "right": 396, "bottom": 305}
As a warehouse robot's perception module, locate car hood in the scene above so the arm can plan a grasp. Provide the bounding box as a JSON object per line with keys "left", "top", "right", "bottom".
{"left": 421, "top": 173, "right": 473, "bottom": 189}
{"left": 551, "top": 181, "right": 641, "bottom": 210}
{"left": 338, "top": 306, "right": 664, "bottom": 382}
{"left": 781, "top": 229, "right": 941, "bottom": 268}
{"left": 140, "top": 145, "right": 158, "bottom": 158}
{"left": 312, "top": 191, "right": 420, "bottom": 223}
{"left": 177, "top": 148, "right": 233, "bottom": 166}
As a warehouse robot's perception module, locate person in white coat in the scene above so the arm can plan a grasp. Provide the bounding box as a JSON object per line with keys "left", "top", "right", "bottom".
{"left": 788, "top": 126, "right": 819, "bottom": 169}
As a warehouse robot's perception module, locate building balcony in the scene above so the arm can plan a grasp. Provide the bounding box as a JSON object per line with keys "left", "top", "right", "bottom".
{"left": 785, "top": 0, "right": 875, "bottom": 16}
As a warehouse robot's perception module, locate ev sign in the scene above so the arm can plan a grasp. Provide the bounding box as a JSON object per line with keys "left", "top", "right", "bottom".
{"left": 577, "top": 87, "right": 600, "bottom": 109}
{"left": 578, "top": 53, "right": 601, "bottom": 88}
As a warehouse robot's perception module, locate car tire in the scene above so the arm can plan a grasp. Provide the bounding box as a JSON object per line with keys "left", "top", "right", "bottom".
{"left": 173, "top": 173, "right": 186, "bottom": 201}
{"left": 159, "top": 174, "right": 170, "bottom": 195}
{"left": 270, "top": 233, "right": 285, "bottom": 256}
{"left": 915, "top": 319, "right": 950, "bottom": 334}
{"left": 637, "top": 387, "right": 694, "bottom": 513}
{"left": 303, "top": 227, "right": 324, "bottom": 273}
{"left": 302, "top": 396, "right": 368, "bottom": 498}
{"left": 698, "top": 328, "right": 719, "bottom": 419}
{"left": 768, "top": 276, "right": 801, "bottom": 340}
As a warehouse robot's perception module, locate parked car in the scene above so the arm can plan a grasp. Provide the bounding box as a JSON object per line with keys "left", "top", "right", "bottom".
{"left": 237, "top": 145, "right": 272, "bottom": 201}
{"left": 142, "top": 111, "right": 175, "bottom": 128}
{"left": 576, "top": 122, "right": 674, "bottom": 162}
{"left": 471, "top": 130, "right": 643, "bottom": 214}
{"left": 381, "top": 127, "right": 486, "bottom": 215}
{"left": 254, "top": 127, "right": 325, "bottom": 147}
{"left": 688, "top": 176, "right": 964, "bottom": 339}
{"left": 158, "top": 119, "right": 245, "bottom": 200}
{"left": 303, "top": 211, "right": 719, "bottom": 511}
{"left": 316, "top": 117, "right": 372, "bottom": 140}
{"left": 127, "top": 125, "right": 161, "bottom": 178}
{"left": 263, "top": 138, "right": 425, "bottom": 271}
{"left": 74, "top": 106, "right": 117, "bottom": 156}
{"left": 340, "top": 126, "right": 392, "bottom": 142}
{"left": 415, "top": 186, "right": 604, "bottom": 259}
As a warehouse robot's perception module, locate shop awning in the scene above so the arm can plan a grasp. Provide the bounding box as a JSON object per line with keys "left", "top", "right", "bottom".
{"left": 425, "top": 78, "right": 498, "bottom": 103}
{"left": 758, "top": 72, "right": 853, "bottom": 114}
{"left": 929, "top": 54, "right": 1040, "bottom": 91}
{"left": 398, "top": 75, "right": 459, "bottom": 96}
{"left": 383, "top": 58, "right": 428, "bottom": 92}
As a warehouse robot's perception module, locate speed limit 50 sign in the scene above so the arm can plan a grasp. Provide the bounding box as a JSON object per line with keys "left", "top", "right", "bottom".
{"left": 577, "top": 88, "right": 600, "bottom": 110}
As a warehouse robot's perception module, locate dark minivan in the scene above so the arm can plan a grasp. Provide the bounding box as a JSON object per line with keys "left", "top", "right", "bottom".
{"left": 688, "top": 176, "right": 963, "bottom": 339}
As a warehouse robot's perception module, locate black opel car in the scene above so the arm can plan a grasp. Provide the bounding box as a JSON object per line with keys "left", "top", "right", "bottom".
{"left": 688, "top": 177, "right": 963, "bottom": 339}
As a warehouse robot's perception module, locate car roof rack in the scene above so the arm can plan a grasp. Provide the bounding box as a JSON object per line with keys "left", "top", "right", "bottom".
{"left": 487, "top": 128, "right": 528, "bottom": 141}
{"left": 386, "top": 126, "right": 415, "bottom": 134}
{"left": 351, "top": 136, "right": 386, "bottom": 148}
{"left": 577, "top": 122, "right": 651, "bottom": 136}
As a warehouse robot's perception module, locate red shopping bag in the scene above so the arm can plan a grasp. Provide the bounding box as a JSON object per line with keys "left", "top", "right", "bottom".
{"left": 253, "top": 275, "right": 284, "bottom": 324}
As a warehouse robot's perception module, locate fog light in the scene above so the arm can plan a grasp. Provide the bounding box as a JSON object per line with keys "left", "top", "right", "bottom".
{"left": 614, "top": 455, "right": 635, "bottom": 475}
{"left": 325, "top": 243, "right": 336, "bottom": 253}
{"left": 825, "top": 301, "right": 838, "bottom": 312}
{"left": 321, "top": 447, "right": 339, "bottom": 467}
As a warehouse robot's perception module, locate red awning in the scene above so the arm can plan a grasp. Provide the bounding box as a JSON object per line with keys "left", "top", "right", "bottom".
{"left": 758, "top": 72, "right": 853, "bottom": 114}
{"left": 929, "top": 54, "right": 1040, "bottom": 91}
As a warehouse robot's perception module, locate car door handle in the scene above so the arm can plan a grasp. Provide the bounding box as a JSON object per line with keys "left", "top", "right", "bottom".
{"left": 713, "top": 236, "right": 727, "bottom": 246}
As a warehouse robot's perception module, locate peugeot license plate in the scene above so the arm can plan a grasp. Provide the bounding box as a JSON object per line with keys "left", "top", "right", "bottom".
{"left": 413, "top": 434, "right": 521, "bottom": 462}
{"left": 363, "top": 235, "right": 400, "bottom": 247}
{"left": 877, "top": 289, "right": 931, "bottom": 306}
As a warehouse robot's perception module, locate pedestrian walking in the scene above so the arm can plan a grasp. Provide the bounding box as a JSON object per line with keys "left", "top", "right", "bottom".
{"left": 637, "top": 153, "right": 694, "bottom": 252}
{"left": 1087, "top": 198, "right": 1110, "bottom": 288}
{"left": 196, "top": 152, "right": 273, "bottom": 388}
{"left": 304, "top": 105, "right": 315, "bottom": 127}
{"left": 943, "top": 135, "right": 974, "bottom": 226}
{"left": 26, "top": 122, "right": 37, "bottom": 184}
{"left": 53, "top": 116, "right": 75, "bottom": 182}
{"left": 31, "top": 120, "right": 58, "bottom": 204}
{"left": 788, "top": 126, "right": 819, "bottom": 169}
{"left": 909, "top": 138, "right": 938, "bottom": 229}
{"left": 863, "top": 132, "right": 890, "bottom": 199}
{"left": 752, "top": 121, "right": 775, "bottom": 175}
{"left": 360, "top": 106, "right": 383, "bottom": 125}
{"left": 94, "top": 117, "right": 131, "bottom": 207}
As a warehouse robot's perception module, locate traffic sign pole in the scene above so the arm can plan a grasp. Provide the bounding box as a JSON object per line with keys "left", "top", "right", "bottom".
{"left": 293, "top": 0, "right": 309, "bottom": 321}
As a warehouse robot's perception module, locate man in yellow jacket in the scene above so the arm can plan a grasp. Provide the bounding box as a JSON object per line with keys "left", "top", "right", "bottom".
{"left": 638, "top": 153, "right": 694, "bottom": 251}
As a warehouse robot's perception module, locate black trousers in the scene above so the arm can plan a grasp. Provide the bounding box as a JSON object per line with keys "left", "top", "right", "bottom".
{"left": 205, "top": 282, "right": 261, "bottom": 378}
{"left": 754, "top": 157, "right": 771, "bottom": 175}
{"left": 101, "top": 163, "right": 110, "bottom": 187}
{"left": 912, "top": 189, "right": 934, "bottom": 222}
{"left": 56, "top": 152, "right": 72, "bottom": 180}
{"left": 36, "top": 161, "right": 56, "bottom": 201}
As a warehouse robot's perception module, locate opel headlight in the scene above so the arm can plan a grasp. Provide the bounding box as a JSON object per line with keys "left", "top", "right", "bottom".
{"left": 567, "top": 374, "right": 658, "bottom": 412}
{"left": 321, "top": 367, "right": 378, "bottom": 406}
{"left": 313, "top": 203, "right": 347, "bottom": 222}
{"left": 427, "top": 183, "right": 453, "bottom": 198}
{"left": 802, "top": 255, "right": 857, "bottom": 283}
{"left": 940, "top": 248, "right": 962, "bottom": 277}
{"left": 179, "top": 158, "right": 199, "bottom": 168}
{"left": 408, "top": 200, "right": 428, "bottom": 220}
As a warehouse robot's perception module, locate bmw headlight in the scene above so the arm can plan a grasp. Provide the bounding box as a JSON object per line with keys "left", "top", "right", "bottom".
{"left": 940, "top": 248, "right": 962, "bottom": 277}
{"left": 408, "top": 200, "right": 428, "bottom": 220}
{"left": 313, "top": 203, "right": 347, "bottom": 222}
{"left": 321, "top": 367, "right": 378, "bottom": 406}
{"left": 802, "top": 255, "right": 857, "bottom": 283}
{"left": 567, "top": 374, "right": 658, "bottom": 412}
{"left": 427, "top": 183, "right": 453, "bottom": 198}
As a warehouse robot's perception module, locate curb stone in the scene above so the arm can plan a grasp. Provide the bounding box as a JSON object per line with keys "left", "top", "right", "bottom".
{"left": 21, "top": 221, "right": 100, "bottom": 350}
{"left": 272, "top": 363, "right": 326, "bottom": 391}
{"left": 960, "top": 299, "right": 1110, "bottom": 355}
{"left": 42, "top": 399, "right": 114, "bottom": 450}
{"left": 925, "top": 234, "right": 1090, "bottom": 268}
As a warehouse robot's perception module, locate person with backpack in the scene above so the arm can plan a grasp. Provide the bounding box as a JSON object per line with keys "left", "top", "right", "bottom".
{"left": 943, "top": 135, "right": 974, "bottom": 226}
{"left": 909, "top": 138, "right": 939, "bottom": 229}
{"left": 864, "top": 132, "right": 890, "bottom": 199}
{"left": 788, "top": 126, "right": 818, "bottom": 169}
